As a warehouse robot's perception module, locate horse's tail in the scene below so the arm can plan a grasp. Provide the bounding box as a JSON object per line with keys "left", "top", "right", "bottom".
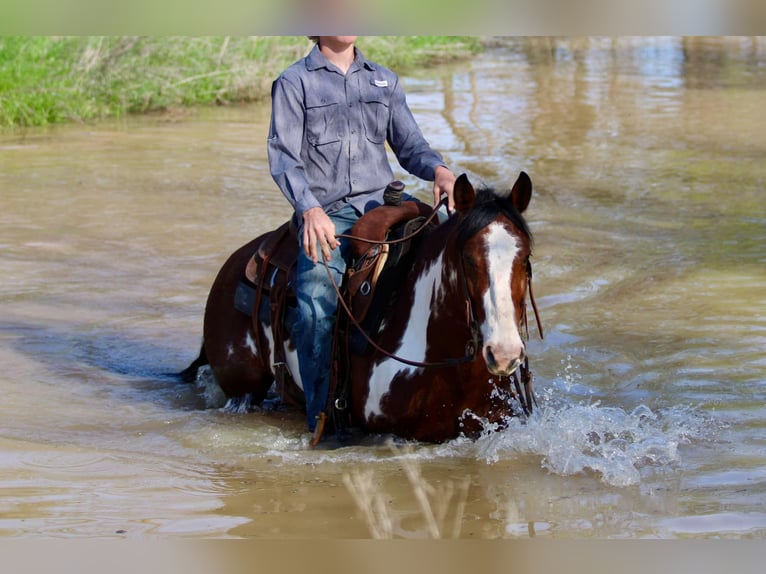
{"left": 179, "top": 341, "right": 208, "bottom": 383}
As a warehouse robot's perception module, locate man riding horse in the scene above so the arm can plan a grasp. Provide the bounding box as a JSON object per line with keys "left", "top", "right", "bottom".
{"left": 267, "top": 36, "right": 457, "bottom": 436}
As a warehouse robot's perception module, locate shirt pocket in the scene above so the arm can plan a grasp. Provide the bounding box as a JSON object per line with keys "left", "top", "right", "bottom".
{"left": 360, "top": 80, "right": 390, "bottom": 144}
{"left": 305, "top": 91, "right": 343, "bottom": 146}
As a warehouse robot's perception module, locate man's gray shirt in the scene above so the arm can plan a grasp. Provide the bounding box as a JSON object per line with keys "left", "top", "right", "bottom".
{"left": 267, "top": 45, "right": 446, "bottom": 222}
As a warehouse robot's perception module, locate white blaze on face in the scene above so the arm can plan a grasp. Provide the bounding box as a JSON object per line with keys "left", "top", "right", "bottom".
{"left": 481, "top": 223, "right": 525, "bottom": 375}
{"left": 364, "top": 253, "right": 445, "bottom": 420}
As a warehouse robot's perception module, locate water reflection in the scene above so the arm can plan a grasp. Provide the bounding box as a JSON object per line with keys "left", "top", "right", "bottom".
{"left": 682, "top": 36, "right": 766, "bottom": 89}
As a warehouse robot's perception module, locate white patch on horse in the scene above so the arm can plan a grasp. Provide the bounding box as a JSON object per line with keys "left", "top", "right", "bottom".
{"left": 244, "top": 331, "right": 258, "bottom": 356}
{"left": 365, "top": 253, "right": 445, "bottom": 420}
{"left": 284, "top": 339, "right": 303, "bottom": 392}
{"left": 227, "top": 343, "right": 235, "bottom": 358}
{"left": 447, "top": 267, "right": 458, "bottom": 289}
{"left": 261, "top": 327, "right": 275, "bottom": 363}
{"left": 481, "top": 223, "right": 525, "bottom": 372}
{"left": 261, "top": 326, "right": 303, "bottom": 392}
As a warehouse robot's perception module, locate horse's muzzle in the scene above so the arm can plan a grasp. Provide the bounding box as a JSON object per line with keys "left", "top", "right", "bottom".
{"left": 484, "top": 345, "right": 526, "bottom": 376}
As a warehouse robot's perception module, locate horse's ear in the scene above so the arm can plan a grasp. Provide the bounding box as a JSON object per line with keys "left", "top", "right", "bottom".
{"left": 453, "top": 173, "right": 476, "bottom": 215}
{"left": 510, "top": 171, "right": 532, "bottom": 214}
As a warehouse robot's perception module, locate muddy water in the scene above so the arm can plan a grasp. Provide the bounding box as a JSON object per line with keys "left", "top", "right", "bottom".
{"left": 1, "top": 37, "right": 764, "bottom": 538}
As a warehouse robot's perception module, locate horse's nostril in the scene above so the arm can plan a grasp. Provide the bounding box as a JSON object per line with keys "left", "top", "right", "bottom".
{"left": 485, "top": 346, "right": 496, "bottom": 367}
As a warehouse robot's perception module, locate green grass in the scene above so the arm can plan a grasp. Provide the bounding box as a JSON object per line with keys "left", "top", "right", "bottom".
{"left": 0, "top": 36, "right": 483, "bottom": 128}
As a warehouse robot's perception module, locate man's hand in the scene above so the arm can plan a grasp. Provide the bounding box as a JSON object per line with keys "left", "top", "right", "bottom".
{"left": 433, "top": 165, "right": 457, "bottom": 212}
{"left": 302, "top": 207, "right": 339, "bottom": 263}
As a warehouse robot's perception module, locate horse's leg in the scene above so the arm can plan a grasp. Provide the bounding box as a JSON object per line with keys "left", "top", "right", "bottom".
{"left": 203, "top": 238, "right": 274, "bottom": 405}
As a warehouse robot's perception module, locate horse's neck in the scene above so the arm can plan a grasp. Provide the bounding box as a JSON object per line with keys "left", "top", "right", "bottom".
{"left": 388, "top": 225, "right": 464, "bottom": 325}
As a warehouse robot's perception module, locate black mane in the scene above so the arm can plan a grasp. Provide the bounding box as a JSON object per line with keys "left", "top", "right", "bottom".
{"left": 455, "top": 187, "right": 532, "bottom": 249}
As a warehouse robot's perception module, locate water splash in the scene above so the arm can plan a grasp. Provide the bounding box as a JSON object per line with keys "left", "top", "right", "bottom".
{"left": 463, "top": 394, "right": 715, "bottom": 487}
{"left": 194, "top": 365, "right": 227, "bottom": 409}
{"left": 447, "top": 352, "right": 722, "bottom": 486}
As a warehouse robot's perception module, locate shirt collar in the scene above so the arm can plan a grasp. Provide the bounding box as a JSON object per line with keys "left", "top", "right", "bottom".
{"left": 305, "top": 44, "right": 376, "bottom": 73}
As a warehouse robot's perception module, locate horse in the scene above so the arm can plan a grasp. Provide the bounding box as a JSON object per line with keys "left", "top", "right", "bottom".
{"left": 181, "top": 172, "right": 541, "bottom": 443}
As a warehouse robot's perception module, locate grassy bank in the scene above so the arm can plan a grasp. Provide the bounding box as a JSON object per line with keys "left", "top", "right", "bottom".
{"left": 0, "top": 36, "right": 483, "bottom": 128}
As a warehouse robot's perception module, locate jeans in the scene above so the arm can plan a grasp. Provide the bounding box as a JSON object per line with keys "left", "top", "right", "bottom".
{"left": 293, "top": 204, "right": 360, "bottom": 431}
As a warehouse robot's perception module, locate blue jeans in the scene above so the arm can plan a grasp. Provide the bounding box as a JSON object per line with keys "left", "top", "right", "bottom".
{"left": 293, "top": 204, "right": 359, "bottom": 431}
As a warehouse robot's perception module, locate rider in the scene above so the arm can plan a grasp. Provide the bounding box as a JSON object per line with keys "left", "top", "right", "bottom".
{"left": 267, "top": 36, "right": 456, "bottom": 437}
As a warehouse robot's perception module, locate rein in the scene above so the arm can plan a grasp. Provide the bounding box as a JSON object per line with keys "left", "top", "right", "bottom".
{"left": 323, "top": 199, "right": 480, "bottom": 369}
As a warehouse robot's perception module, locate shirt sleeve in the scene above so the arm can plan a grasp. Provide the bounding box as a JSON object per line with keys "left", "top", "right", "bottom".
{"left": 267, "top": 76, "right": 322, "bottom": 219}
{"left": 387, "top": 76, "right": 447, "bottom": 181}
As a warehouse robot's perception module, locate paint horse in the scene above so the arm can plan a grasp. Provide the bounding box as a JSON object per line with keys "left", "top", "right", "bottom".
{"left": 182, "top": 172, "right": 541, "bottom": 443}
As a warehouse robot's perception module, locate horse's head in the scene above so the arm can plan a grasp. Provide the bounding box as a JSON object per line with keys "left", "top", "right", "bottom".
{"left": 452, "top": 172, "right": 533, "bottom": 377}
